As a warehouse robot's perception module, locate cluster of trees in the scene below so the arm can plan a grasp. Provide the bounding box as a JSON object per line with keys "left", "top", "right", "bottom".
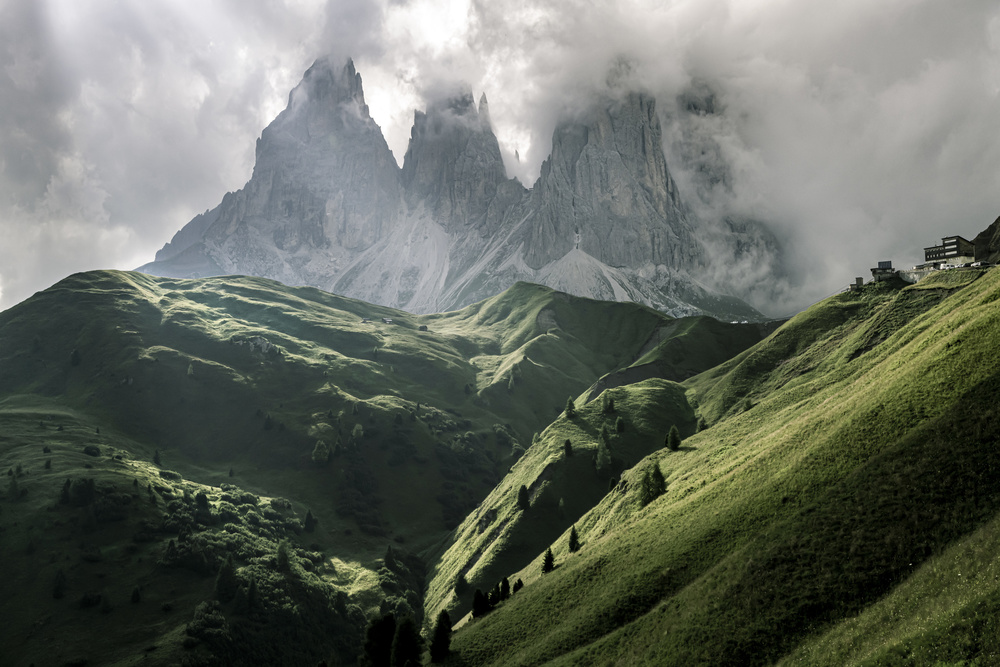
{"left": 472, "top": 575, "right": 524, "bottom": 618}
{"left": 359, "top": 612, "right": 422, "bottom": 667}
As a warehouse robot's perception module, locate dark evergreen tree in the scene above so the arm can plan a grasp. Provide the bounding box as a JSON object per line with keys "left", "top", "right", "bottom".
{"left": 595, "top": 438, "right": 612, "bottom": 476}
{"left": 153, "top": 449, "right": 161, "bottom": 466}
{"left": 429, "top": 609, "right": 452, "bottom": 662}
{"left": 276, "top": 538, "right": 291, "bottom": 572}
{"left": 517, "top": 484, "right": 530, "bottom": 511}
{"left": 639, "top": 469, "right": 656, "bottom": 507}
{"left": 563, "top": 439, "right": 573, "bottom": 457}
{"left": 542, "top": 547, "right": 555, "bottom": 573}
{"left": 564, "top": 396, "right": 576, "bottom": 418}
{"left": 228, "top": 466, "right": 234, "bottom": 477}
{"left": 361, "top": 613, "right": 396, "bottom": 667}
{"left": 500, "top": 577, "right": 510, "bottom": 601}
{"left": 615, "top": 416, "right": 625, "bottom": 433}
{"left": 304, "top": 509, "right": 317, "bottom": 533}
{"left": 569, "top": 525, "right": 580, "bottom": 552}
{"left": 455, "top": 572, "right": 469, "bottom": 595}
{"left": 472, "top": 589, "right": 491, "bottom": 618}
{"left": 215, "top": 554, "right": 238, "bottom": 602}
{"left": 391, "top": 616, "right": 422, "bottom": 667}
{"left": 667, "top": 425, "right": 681, "bottom": 451}
{"left": 512, "top": 578, "right": 524, "bottom": 594}
{"left": 651, "top": 464, "right": 667, "bottom": 497}
{"left": 195, "top": 491, "right": 209, "bottom": 510}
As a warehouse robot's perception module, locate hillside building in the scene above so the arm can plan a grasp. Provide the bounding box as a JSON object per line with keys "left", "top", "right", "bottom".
{"left": 870, "top": 260, "right": 897, "bottom": 282}
{"left": 924, "top": 235, "right": 976, "bottom": 264}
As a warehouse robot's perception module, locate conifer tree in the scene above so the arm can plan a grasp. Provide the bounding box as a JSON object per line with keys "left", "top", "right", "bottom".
{"left": 500, "top": 577, "right": 510, "bottom": 601}
{"left": 615, "top": 416, "right": 625, "bottom": 433}
{"left": 472, "top": 589, "right": 491, "bottom": 618}
{"left": 565, "top": 396, "right": 576, "bottom": 418}
{"left": 569, "top": 525, "right": 580, "bottom": 552}
{"left": 542, "top": 547, "right": 555, "bottom": 573}
{"left": 304, "top": 509, "right": 317, "bottom": 533}
{"left": 563, "top": 439, "right": 573, "bottom": 457}
{"left": 153, "top": 449, "right": 161, "bottom": 466}
{"left": 361, "top": 613, "right": 396, "bottom": 666}
{"left": 391, "top": 616, "right": 422, "bottom": 667}
{"left": 429, "top": 609, "right": 452, "bottom": 662}
{"left": 517, "top": 484, "right": 530, "bottom": 511}
{"left": 667, "top": 425, "right": 681, "bottom": 451}
{"left": 595, "top": 438, "right": 612, "bottom": 476}
{"left": 651, "top": 464, "right": 667, "bottom": 497}
{"left": 455, "top": 572, "right": 469, "bottom": 595}
{"left": 512, "top": 578, "right": 524, "bottom": 594}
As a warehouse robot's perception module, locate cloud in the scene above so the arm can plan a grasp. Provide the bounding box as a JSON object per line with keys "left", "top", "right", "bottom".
{"left": 1, "top": 0, "right": 999, "bottom": 316}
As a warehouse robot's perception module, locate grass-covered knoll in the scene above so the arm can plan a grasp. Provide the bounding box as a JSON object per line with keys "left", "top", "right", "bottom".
{"left": 423, "top": 378, "right": 695, "bottom": 628}
{"left": 447, "top": 267, "right": 1000, "bottom": 665}
{"left": 0, "top": 271, "right": 764, "bottom": 664}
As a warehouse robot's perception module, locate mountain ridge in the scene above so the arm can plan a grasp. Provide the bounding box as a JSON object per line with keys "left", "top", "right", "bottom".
{"left": 139, "top": 57, "right": 770, "bottom": 322}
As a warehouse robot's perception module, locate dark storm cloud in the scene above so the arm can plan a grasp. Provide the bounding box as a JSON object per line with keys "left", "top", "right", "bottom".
{"left": 2, "top": 0, "right": 999, "bottom": 316}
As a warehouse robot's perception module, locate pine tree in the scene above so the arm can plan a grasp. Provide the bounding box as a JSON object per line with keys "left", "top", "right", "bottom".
{"left": 639, "top": 469, "right": 656, "bottom": 507}
{"left": 667, "top": 425, "right": 681, "bottom": 451}
{"left": 615, "top": 416, "right": 625, "bottom": 433}
{"left": 563, "top": 439, "right": 573, "bottom": 457}
{"left": 304, "top": 509, "right": 317, "bottom": 533}
{"left": 153, "top": 449, "right": 161, "bottom": 466}
{"left": 361, "top": 613, "right": 396, "bottom": 666}
{"left": 569, "top": 525, "right": 580, "bottom": 552}
{"left": 455, "top": 572, "right": 469, "bottom": 595}
{"left": 565, "top": 396, "right": 576, "bottom": 418}
{"left": 391, "top": 616, "right": 422, "bottom": 667}
{"left": 542, "top": 547, "right": 555, "bottom": 573}
{"left": 472, "top": 589, "right": 491, "bottom": 618}
{"left": 500, "top": 577, "right": 510, "bottom": 601}
{"left": 517, "top": 484, "right": 530, "bottom": 511}
{"left": 512, "top": 578, "right": 524, "bottom": 594}
{"left": 651, "top": 464, "right": 667, "bottom": 497}
{"left": 429, "top": 609, "right": 452, "bottom": 662}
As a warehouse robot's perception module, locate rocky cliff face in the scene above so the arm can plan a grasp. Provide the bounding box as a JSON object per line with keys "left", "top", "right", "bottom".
{"left": 140, "top": 57, "right": 770, "bottom": 321}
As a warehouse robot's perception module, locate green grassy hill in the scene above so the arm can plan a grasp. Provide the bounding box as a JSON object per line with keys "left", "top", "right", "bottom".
{"left": 444, "top": 268, "right": 1000, "bottom": 665}
{"left": 0, "top": 271, "right": 766, "bottom": 665}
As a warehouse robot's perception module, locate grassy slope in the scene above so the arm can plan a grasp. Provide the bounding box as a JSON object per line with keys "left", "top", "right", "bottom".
{"left": 0, "top": 271, "right": 763, "bottom": 664}
{"left": 448, "top": 268, "right": 1000, "bottom": 666}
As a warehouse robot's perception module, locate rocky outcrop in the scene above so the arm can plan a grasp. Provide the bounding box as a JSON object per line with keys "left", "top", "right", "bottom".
{"left": 973, "top": 215, "right": 1000, "bottom": 264}
{"left": 139, "top": 57, "right": 770, "bottom": 321}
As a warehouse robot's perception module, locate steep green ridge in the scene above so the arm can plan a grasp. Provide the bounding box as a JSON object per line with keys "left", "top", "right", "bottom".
{"left": 446, "top": 268, "right": 1000, "bottom": 665}
{"left": 0, "top": 271, "right": 763, "bottom": 665}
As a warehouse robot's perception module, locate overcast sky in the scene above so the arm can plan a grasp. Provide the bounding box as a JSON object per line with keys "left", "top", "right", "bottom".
{"left": 2, "top": 0, "right": 999, "bottom": 313}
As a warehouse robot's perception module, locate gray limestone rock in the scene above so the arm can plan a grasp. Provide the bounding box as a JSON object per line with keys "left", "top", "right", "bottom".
{"left": 140, "top": 58, "right": 772, "bottom": 321}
